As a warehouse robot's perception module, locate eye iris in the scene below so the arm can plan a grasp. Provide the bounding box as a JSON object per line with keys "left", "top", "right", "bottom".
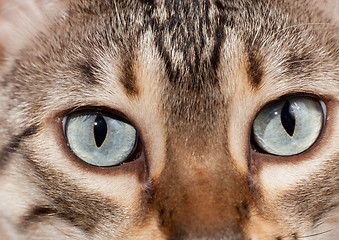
{"left": 252, "top": 97, "right": 324, "bottom": 156}
{"left": 280, "top": 100, "right": 295, "bottom": 136}
{"left": 94, "top": 114, "right": 107, "bottom": 148}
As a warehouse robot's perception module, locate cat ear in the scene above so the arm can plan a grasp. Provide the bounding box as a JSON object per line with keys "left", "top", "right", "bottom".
{"left": 0, "top": 0, "right": 67, "bottom": 59}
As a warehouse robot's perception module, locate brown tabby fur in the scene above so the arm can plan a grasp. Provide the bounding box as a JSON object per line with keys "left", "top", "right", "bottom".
{"left": 0, "top": 0, "right": 338, "bottom": 239}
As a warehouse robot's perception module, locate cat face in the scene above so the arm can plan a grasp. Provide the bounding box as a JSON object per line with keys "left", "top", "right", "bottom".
{"left": 0, "top": 0, "right": 338, "bottom": 239}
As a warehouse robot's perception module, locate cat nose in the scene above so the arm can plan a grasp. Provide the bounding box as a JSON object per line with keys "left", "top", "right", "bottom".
{"left": 151, "top": 150, "right": 250, "bottom": 239}
{"left": 153, "top": 177, "right": 249, "bottom": 239}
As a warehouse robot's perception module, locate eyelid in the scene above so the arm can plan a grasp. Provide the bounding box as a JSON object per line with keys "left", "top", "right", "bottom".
{"left": 320, "top": 100, "right": 326, "bottom": 123}
{"left": 62, "top": 116, "right": 67, "bottom": 139}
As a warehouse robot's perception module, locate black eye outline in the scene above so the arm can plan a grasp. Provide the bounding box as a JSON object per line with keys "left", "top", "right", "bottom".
{"left": 62, "top": 109, "right": 142, "bottom": 167}
{"left": 250, "top": 96, "right": 326, "bottom": 156}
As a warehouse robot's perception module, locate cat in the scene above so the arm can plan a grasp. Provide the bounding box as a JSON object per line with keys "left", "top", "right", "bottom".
{"left": 0, "top": 0, "right": 338, "bottom": 239}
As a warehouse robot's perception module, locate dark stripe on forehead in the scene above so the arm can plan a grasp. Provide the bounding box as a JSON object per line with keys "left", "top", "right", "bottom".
{"left": 146, "top": 0, "right": 237, "bottom": 131}
{"left": 139, "top": 0, "right": 155, "bottom": 8}
{"left": 77, "top": 60, "right": 101, "bottom": 85}
{"left": 150, "top": 0, "right": 238, "bottom": 80}
{"left": 0, "top": 125, "right": 38, "bottom": 169}
{"left": 154, "top": 33, "right": 176, "bottom": 82}
{"left": 210, "top": 24, "right": 226, "bottom": 72}
{"left": 120, "top": 55, "right": 139, "bottom": 96}
{"left": 210, "top": 1, "right": 238, "bottom": 71}
{"left": 148, "top": 0, "right": 234, "bottom": 85}
{"left": 285, "top": 53, "right": 313, "bottom": 72}
{"left": 246, "top": 47, "right": 264, "bottom": 88}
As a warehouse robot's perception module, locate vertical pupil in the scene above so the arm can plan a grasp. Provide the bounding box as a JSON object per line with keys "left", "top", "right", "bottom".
{"left": 94, "top": 114, "right": 107, "bottom": 148}
{"left": 280, "top": 100, "right": 295, "bottom": 136}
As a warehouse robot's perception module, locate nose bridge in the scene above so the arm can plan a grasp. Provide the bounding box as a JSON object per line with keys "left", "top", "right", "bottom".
{"left": 153, "top": 131, "right": 248, "bottom": 239}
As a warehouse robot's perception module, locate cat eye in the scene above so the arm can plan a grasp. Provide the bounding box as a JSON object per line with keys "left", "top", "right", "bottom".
{"left": 252, "top": 97, "right": 324, "bottom": 156}
{"left": 63, "top": 111, "right": 138, "bottom": 167}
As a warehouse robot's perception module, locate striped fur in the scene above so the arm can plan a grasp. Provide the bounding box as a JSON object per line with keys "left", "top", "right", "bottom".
{"left": 0, "top": 0, "right": 338, "bottom": 239}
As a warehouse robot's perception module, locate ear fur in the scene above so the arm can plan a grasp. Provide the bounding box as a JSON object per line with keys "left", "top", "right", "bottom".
{"left": 0, "top": 0, "right": 66, "bottom": 64}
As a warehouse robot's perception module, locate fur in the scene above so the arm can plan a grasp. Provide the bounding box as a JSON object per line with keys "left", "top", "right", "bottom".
{"left": 0, "top": 0, "right": 338, "bottom": 239}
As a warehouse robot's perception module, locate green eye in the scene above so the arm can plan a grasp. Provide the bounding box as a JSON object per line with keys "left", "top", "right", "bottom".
{"left": 252, "top": 97, "right": 324, "bottom": 156}
{"left": 64, "top": 111, "right": 138, "bottom": 167}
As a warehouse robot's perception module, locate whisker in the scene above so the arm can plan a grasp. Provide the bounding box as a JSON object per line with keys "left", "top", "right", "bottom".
{"left": 113, "top": 1, "right": 124, "bottom": 27}
{"left": 275, "top": 23, "right": 337, "bottom": 35}
{"left": 251, "top": 3, "right": 272, "bottom": 47}
{"left": 53, "top": 224, "right": 84, "bottom": 240}
{"left": 298, "top": 226, "right": 339, "bottom": 239}
{"left": 260, "top": 23, "right": 338, "bottom": 49}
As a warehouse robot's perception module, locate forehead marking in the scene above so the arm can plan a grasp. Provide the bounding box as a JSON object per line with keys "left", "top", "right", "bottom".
{"left": 119, "top": 55, "right": 139, "bottom": 97}
{"left": 78, "top": 60, "right": 101, "bottom": 85}
{"left": 147, "top": 0, "right": 235, "bottom": 85}
{"left": 139, "top": 0, "right": 155, "bottom": 8}
{"left": 246, "top": 47, "right": 264, "bottom": 88}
